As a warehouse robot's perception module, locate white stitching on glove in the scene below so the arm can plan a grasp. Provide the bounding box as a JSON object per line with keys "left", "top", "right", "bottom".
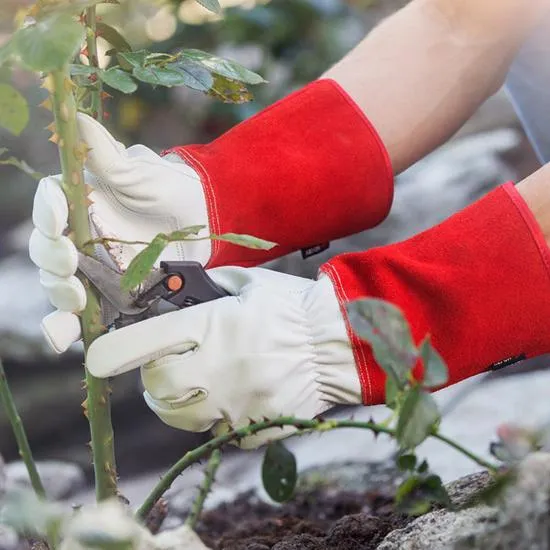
{"left": 28, "top": 113, "right": 209, "bottom": 353}
{"left": 85, "top": 267, "right": 362, "bottom": 449}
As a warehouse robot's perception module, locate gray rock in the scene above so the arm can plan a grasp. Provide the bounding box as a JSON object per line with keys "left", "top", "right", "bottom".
{"left": 376, "top": 452, "right": 550, "bottom": 550}
{"left": 0, "top": 525, "right": 19, "bottom": 550}
{"left": 5, "top": 461, "right": 85, "bottom": 500}
{"left": 0, "top": 455, "right": 5, "bottom": 499}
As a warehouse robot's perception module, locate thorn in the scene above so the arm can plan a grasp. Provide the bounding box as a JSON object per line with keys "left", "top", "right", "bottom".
{"left": 40, "top": 75, "right": 55, "bottom": 93}
{"left": 71, "top": 170, "right": 80, "bottom": 186}
{"left": 48, "top": 133, "right": 60, "bottom": 145}
{"left": 101, "top": 91, "right": 112, "bottom": 100}
{"left": 248, "top": 418, "right": 257, "bottom": 427}
{"left": 39, "top": 98, "right": 53, "bottom": 111}
{"left": 262, "top": 416, "right": 270, "bottom": 423}
{"left": 45, "top": 121, "right": 56, "bottom": 133}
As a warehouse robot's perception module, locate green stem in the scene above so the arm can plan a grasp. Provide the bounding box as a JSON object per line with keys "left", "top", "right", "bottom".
{"left": 433, "top": 432, "right": 498, "bottom": 473}
{"left": 137, "top": 416, "right": 500, "bottom": 521}
{"left": 50, "top": 68, "right": 117, "bottom": 501}
{"left": 85, "top": 7, "right": 102, "bottom": 122}
{"left": 0, "top": 358, "right": 46, "bottom": 499}
{"left": 136, "top": 417, "right": 395, "bottom": 520}
{"left": 185, "top": 449, "right": 222, "bottom": 529}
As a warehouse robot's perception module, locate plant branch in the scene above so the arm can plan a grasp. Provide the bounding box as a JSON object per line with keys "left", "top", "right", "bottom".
{"left": 0, "top": 358, "right": 45, "bottom": 499}
{"left": 137, "top": 417, "right": 395, "bottom": 520}
{"left": 433, "top": 432, "right": 498, "bottom": 473}
{"left": 185, "top": 449, "right": 222, "bottom": 529}
{"left": 50, "top": 67, "right": 117, "bottom": 501}
{"left": 84, "top": 7, "right": 102, "bottom": 122}
{"left": 137, "top": 416, "right": 499, "bottom": 521}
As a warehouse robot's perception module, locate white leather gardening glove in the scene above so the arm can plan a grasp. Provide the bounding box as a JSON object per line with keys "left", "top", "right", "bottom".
{"left": 28, "top": 113, "right": 209, "bottom": 353}
{"left": 85, "top": 267, "right": 362, "bottom": 449}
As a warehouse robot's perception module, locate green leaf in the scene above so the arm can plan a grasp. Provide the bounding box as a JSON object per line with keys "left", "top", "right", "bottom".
{"left": 0, "top": 84, "right": 29, "bottom": 136}
{"left": 262, "top": 441, "right": 297, "bottom": 503}
{"left": 13, "top": 13, "right": 85, "bottom": 73}
{"left": 385, "top": 375, "right": 399, "bottom": 409}
{"left": 166, "top": 225, "right": 206, "bottom": 241}
{"left": 419, "top": 336, "right": 448, "bottom": 388}
{"left": 0, "top": 149, "right": 43, "bottom": 180}
{"left": 70, "top": 64, "right": 97, "bottom": 77}
{"left": 133, "top": 66, "right": 190, "bottom": 88}
{"left": 117, "top": 50, "right": 148, "bottom": 69}
{"left": 99, "top": 68, "right": 137, "bottom": 94}
{"left": 120, "top": 234, "right": 169, "bottom": 291}
{"left": 96, "top": 22, "right": 132, "bottom": 54}
{"left": 395, "top": 474, "right": 452, "bottom": 516}
{"left": 76, "top": 530, "right": 134, "bottom": 550}
{"left": 208, "top": 74, "right": 254, "bottom": 103}
{"left": 166, "top": 60, "right": 214, "bottom": 92}
{"left": 181, "top": 49, "right": 266, "bottom": 85}
{"left": 195, "top": 0, "right": 221, "bottom": 14}
{"left": 417, "top": 459, "right": 429, "bottom": 474}
{"left": 211, "top": 233, "right": 277, "bottom": 250}
{"left": 345, "top": 298, "right": 417, "bottom": 386}
{"left": 0, "top": 39, "right": 14, "bottom": 67}
{"left": 396, "top": 387, "right": 440, "bottom": 449}
{"left": 397, "top": 454, "right": 417, "bottom": 472}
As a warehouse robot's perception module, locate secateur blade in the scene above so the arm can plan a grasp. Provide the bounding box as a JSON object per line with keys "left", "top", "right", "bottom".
{"left": 76, "top": 251, "right": 150, "bottom": 317}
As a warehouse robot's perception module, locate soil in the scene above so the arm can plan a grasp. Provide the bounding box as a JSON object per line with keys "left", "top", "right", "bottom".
{"left": 193, "top": 486, "right": 411, "bottom": 550}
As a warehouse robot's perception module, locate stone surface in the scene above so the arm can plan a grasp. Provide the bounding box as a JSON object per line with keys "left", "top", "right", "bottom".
{"left": 376, "top": 452, "right": 550, "bottom": 550}
{"left": 0, "top": 526, "right": 19, "bottom": 550}
{"left": 5, "top": 460, "right": 86, "bottom": 500}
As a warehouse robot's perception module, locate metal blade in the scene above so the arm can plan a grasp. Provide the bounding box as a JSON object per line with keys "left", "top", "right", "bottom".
{"left": 77, "top": 252, "right": 148, "bottom": 315}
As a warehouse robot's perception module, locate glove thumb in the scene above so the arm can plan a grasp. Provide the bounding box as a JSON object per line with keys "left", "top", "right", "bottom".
{"left": 76, "top": 112, "right": 129, "bottom": 183}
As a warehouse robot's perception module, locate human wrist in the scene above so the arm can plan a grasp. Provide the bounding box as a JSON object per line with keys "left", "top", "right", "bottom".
{"left": 305, "top": 275, "right": 362, "bottom": 408}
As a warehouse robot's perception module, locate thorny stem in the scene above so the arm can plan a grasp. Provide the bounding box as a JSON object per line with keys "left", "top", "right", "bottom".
{"left": 137, "top": 416, "right": 498, "bottom": 521}
{"left": 0, "top": 358, "right": 46, "bottom": 499}
{"left": 0, "top": 359, "right": 57, "bottom": 549}
{"left": 433, "top": 431, "right": 498, "bottom": 472}
{"left": 50, "top": 67, "right": 117, "bottom": 501}
{"left": 84, "top": 7, "right": 103, "bottom": 122}
{"left": 83, "top": 234, "right": 239, "bottom": 248}
{"left": 185, "top": 449, "right": 222, "bottom": 529}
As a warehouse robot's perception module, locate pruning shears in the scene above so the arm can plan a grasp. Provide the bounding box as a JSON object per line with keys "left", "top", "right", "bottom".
{"left": 77, "top": 251, "right": 229, "bottom": 330}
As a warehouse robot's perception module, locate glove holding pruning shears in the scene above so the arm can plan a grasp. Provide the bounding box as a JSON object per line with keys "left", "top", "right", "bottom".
{"left": 30, "top": 0, "right": 550, "bottom": 449}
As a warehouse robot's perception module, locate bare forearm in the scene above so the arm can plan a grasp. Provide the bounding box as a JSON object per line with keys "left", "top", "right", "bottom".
{"left": 323, "top": 0, "right": 550, "bottom": 174}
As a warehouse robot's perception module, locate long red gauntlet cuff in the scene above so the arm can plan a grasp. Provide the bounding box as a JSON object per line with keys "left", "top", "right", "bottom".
{"left": 164, "top": 79, "right": 393, "bottom": 268}
{"left": 321, "top": 183, "right": 550, "bottom": 405}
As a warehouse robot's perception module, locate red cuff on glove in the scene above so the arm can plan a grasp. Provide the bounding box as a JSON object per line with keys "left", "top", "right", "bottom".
{"left": 321, "top": 183, "right": 550, "bottom": 405}
{"left": 164, "top": 79, "right": 393, "bottom": 268}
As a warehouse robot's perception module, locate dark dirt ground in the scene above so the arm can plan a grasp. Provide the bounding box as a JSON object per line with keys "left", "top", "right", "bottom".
{"left": 192, "top": 486, "right": 411, "bottom": 550}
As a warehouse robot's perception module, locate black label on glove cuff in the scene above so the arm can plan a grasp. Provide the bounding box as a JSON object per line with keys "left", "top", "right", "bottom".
{"left": 301, "top": 243, "right": 330, "bottom": 259}
{"left": 488, "top": 353, "right": 527, "bottom": 372}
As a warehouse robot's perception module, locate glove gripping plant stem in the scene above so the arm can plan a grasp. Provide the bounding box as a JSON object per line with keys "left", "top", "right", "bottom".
{"left": 49, "top": 67, "right": 118, "bottom": 502}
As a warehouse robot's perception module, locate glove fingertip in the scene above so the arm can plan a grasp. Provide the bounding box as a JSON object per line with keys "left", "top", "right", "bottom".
{"left": 41, "top": 311, "right": 82, "bottom": 354}
{"left": 32, "top": 177, "right": 68, "bottom": 239}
